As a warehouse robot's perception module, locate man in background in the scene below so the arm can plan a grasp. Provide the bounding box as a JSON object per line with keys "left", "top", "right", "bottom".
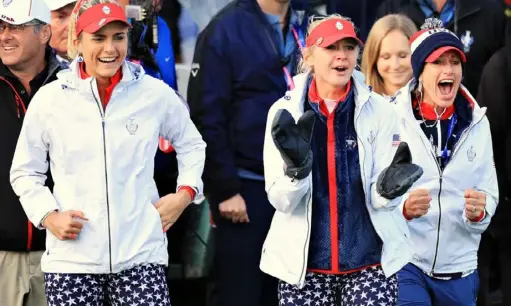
{"left": 0, "top": 0, "right": 62, "bottom": 304}
{"left": 46, "top": 0, "right": 76, "bottom": 66}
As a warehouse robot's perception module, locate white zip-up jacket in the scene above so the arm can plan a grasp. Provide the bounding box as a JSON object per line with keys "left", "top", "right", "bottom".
{"left": 259, "top": 71, "right": 414, "bottom": 288}
{"left": 10, "top": 59, "right": 206, "bottom": 274}
{"left": 393, "top": 80, "right": 498, "bottom": 275}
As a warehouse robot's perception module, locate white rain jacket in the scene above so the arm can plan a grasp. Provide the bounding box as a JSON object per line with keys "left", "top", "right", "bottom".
{"left": 392, "top": 80, "right": 498, "bottom": 274}
{"left": 10, "top": 59, "right": 206, "bottom": 274}
{"left": 259, "top": 71, "right": 414, "bottom": 288}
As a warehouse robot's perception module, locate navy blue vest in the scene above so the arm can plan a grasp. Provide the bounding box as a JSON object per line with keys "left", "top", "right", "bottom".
{"left": 305, "top": 80, "right": 383, "bottom": 273}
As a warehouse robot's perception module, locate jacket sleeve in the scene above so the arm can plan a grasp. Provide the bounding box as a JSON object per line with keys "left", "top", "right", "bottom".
{"left": 264, "top": 103, "right": 311, "bottom": 214}
{"left": 186, "top": 21, "right": 242, "bottom": 203}
{"left": 369, "top": 98, "right": 403, "bottom": 210}
{"left": 462, "top": 118, "right": 499, "bottom": 234}
{"left": 10, "top": 90, "right": 58, "bottom": 228}
{"left": 155, "top": 17, "right": 178, "bottom": 91}
{"left": 160, "top": 85, "right": 206, "bottom": 202}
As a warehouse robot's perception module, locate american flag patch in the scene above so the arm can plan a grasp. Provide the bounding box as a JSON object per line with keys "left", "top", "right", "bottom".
{"left": 392, "top": 134, "right": 401, "bottom": 146}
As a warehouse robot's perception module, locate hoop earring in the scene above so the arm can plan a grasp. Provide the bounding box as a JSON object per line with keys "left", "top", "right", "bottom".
{"left": 77, "top": 54, "right": 83, "bottom": 63}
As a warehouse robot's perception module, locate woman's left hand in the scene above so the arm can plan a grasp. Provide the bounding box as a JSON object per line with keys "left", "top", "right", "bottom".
{"left": 154, "top": 191, "right": 192, "bottom": 232}
{"left": 464, "top": 189, "right": 486, "bottom": 220}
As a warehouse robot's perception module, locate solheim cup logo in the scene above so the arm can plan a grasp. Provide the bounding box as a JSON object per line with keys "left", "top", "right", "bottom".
{"left": 126, "top": 118, "right": 138, "bottom": 135}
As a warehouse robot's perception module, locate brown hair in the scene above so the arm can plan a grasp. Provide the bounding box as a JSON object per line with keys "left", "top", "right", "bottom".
{"left": 66, "top": 0, "right": 119, "bottom": 59}
{"left": 361, "top": 14, "right": 417, "bottom": 95}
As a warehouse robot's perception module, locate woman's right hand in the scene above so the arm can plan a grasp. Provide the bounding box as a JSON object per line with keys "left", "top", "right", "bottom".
{"left": 404, "top": 189, "right": 431, "bottom": 219}
{"left": 271, "top": 109, "right": 316, "bottom": 180}
{"left": 42, "top": 210, "right": 88, "bottom": 241}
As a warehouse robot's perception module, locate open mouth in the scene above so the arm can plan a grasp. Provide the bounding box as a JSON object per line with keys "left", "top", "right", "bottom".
{"left": 438, "top": 79, "right": 454, "bottom": 96}
{"left": 98, "top": 56, "right": 117, "bottom": 64}
{"left": 333, "top": 66, "right": 348, "bottom": 73}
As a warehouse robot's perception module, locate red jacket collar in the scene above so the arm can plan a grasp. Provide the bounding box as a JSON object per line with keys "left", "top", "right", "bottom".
{"left": 79, "top": 62, "right": 123, "bottom": 89}
{"left": 80, "top": 62, "right": 122, "bottom": 106}
{"left": 308, "top": 78, "right": 351, "bottom": 115}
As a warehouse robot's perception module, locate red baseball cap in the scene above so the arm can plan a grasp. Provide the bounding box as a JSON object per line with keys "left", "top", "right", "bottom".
{"left": 305, "top": 18, "right": 363, "bottom": 48}
{"left": 425, "top": 46, "right": 467, "bottom": 63}
{"left": 75, "top": 3, "right": 131, "bottom": 37}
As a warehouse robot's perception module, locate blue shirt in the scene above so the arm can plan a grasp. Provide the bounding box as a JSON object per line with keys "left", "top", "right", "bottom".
{"left": 264, "top": 9, "right": 303, "bottom": 74}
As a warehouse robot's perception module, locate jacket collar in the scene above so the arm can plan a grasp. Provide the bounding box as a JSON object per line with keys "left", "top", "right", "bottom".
{"left": 286, "top": 70, "right": 373, "bottom": 114}
{"left": 57, "top": 58, "right": 145, "bottom": 92}
{"left": 237, "top": 0, "right": 308, "bottom": 26}
{"left": 399, "top": 0, "right": 483, "bottom": 25}
{"left": 0, "top": 46, "right": 62, "bottom": 84}
{"left": 394, "top": 78, "right": 486, "bottom": 123}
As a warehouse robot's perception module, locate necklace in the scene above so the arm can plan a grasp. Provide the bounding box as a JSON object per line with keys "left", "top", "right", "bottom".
{"left": 418, "top": 102, "right": 446, "bottom": 128}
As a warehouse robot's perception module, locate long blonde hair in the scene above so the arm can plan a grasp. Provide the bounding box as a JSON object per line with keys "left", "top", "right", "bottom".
{"left": 297, "top": 14, "right": 359, "bottom": 74}
{"left": 361, "top": 14, "right": 417, "bottom": 95}
{"left": 67, "top": 0, "right": 120, "bottom": 59}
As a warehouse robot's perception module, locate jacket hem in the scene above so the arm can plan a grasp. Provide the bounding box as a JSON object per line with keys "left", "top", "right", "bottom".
{"left": 411, "top": 259, "right": 478, "bottom": 275}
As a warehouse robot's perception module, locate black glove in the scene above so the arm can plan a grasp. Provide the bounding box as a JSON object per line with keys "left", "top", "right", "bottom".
{"left": 271, "top": 109, "right": 315, "bottom": 180}
{"left": 376, "top": 142, "right": 423, "bottom": 200}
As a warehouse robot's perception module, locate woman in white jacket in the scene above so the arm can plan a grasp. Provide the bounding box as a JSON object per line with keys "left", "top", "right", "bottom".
{"left": 392, "top": 18, "right": 498, "bottom": 306}
{"left": 9, "top": 0, "right": 206, "bottom": 304}
{"left": 260, "top": 15, "right": 421, "bottom": 306}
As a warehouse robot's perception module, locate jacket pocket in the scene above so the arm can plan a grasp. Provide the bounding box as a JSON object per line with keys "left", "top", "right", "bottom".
{"left": 148, "top": 202, "right": 165, "bottom": 243}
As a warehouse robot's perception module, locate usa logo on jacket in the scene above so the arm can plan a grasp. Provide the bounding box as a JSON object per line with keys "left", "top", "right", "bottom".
{"left": 392, "top": 134, "right": 401, "bottom": 146}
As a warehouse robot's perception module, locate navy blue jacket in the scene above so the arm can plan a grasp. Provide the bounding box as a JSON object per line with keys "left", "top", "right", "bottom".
{"left": 187, "top": 0, "right": 308, "bottom": 203}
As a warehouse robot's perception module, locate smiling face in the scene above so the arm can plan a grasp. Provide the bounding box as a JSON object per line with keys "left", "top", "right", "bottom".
{"left": 376, "top": 29, "right": 412, "bottom": 95}
{"left": 74, "top": 21, "right": 128, "bottom": 81}
{"left": 305, "top": 38, "right": 359, "bottom": 89}
{"left": 420, "top": 50, "right": 463, "bottom": 109}
{"left": 0, "top": 21, "right": 51, "bottom": 69}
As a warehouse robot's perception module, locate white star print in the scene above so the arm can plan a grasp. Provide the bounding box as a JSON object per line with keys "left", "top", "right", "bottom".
{"left": 277, "top": 268, "right": 396, "bottom": 305}
{"left": 44, "top": 264, "right": 170, "bottom": 305}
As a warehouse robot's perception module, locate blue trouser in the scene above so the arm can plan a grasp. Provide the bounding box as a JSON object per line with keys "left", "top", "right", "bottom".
{"left": 44, "top": 263, "right": 170, "bottom": 305}
{"left": 397, "top": 263, "right": 479, "bottom": 306}
{"left": 209, "top": 178, "right": 278, "bottom": 306}
{"left": 279, "top": 266, "right": 398, "bottom": 305}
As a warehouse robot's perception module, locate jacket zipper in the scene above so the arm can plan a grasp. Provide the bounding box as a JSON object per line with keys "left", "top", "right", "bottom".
{"left": 298, "top": 90, "right": 370, "bottom": 286}
{"left": 90, "top": 81, "right": 113, "bottom": 272}
{"left": 299, "top": 190, "right": 312, "bottom": 286}
{"left": 425, "top": 115, "right": 484, "bottom": 273}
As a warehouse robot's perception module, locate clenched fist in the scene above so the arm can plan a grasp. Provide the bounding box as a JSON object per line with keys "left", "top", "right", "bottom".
{"left": 219, "top": 194, "right": 250, "bottom": 224}
{"left": 404, "top": 189, "right": 431, "bottom": 219}
{"left": 464, "top": 189, "right": 486, "bottom": 221}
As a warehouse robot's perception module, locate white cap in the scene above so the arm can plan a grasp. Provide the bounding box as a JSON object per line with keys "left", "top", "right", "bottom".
{"left": 45, "top": 0, "right": 76, "bottom": 11}
{"left": 0, "top": 0, "right": 51, "bottom": 25}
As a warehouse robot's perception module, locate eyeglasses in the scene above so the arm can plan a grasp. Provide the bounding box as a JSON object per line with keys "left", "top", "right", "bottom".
{"left": 0, "top": 20, "right": 46, "bottom": 34}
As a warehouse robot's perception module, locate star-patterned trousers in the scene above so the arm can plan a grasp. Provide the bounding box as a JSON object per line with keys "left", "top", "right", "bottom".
{"left": 278, "top": 265, "right": 397, "bottom": 306}
{"left": 43, "top": 263, "right": 171, "bottom": 306}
